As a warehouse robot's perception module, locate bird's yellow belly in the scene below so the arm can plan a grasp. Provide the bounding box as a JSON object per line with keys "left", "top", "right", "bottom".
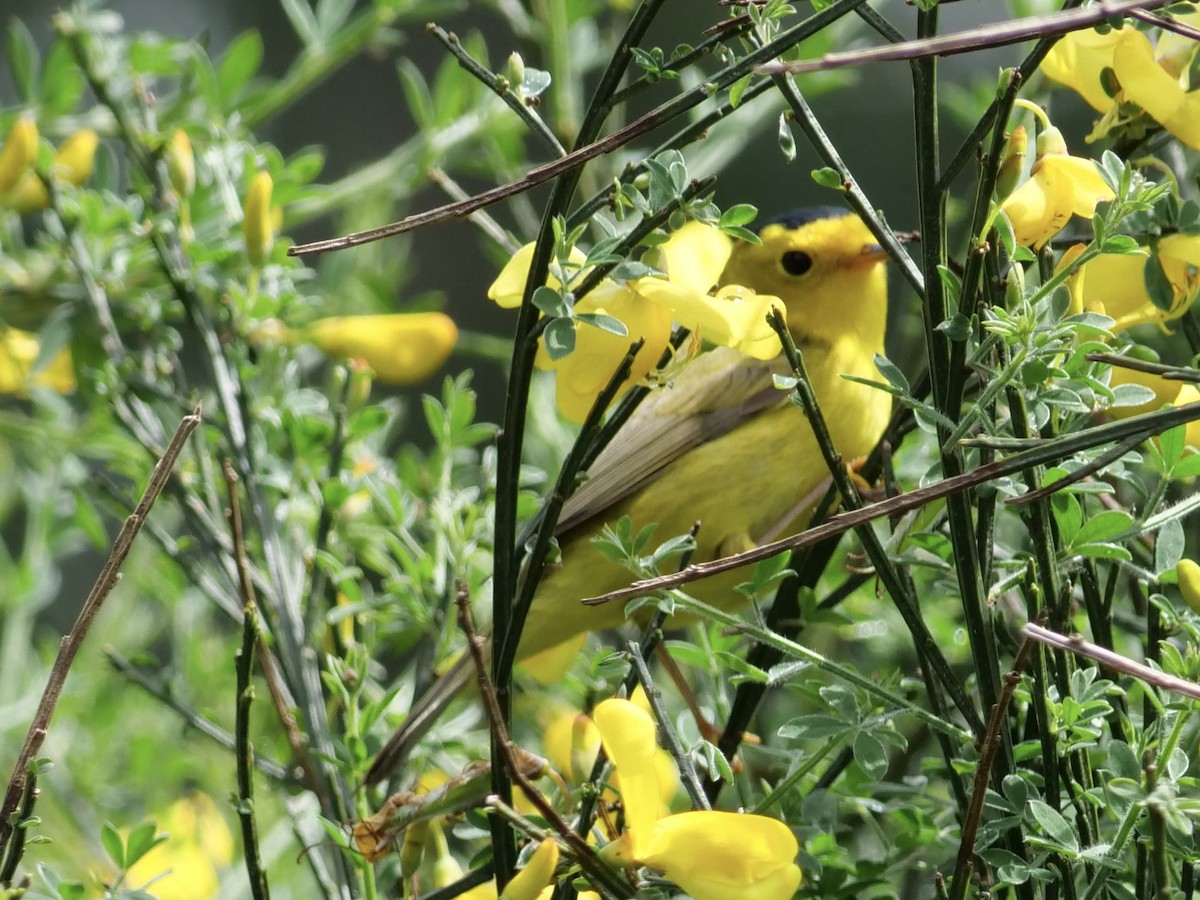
{"left": 518, "top": 353, "right": 889, "bottom": 659}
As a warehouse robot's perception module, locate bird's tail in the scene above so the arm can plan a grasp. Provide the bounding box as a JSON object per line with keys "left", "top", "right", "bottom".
{"left": 363, "top": 648, "right": 478, "bottom": 786}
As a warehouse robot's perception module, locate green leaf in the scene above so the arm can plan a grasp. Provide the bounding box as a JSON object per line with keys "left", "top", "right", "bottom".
{"left": 1029, "top": 800, "right": 1079, "bottom": 852}
{"left": 1159, "top": 421, "right": 1186, "bottom": 469}
{"left": 279, "top": 0, "right": 320, "bottom": 46}
{"left": 519, "top": 68, "right": 552, "bottom": 100}
{"left": 873, "top": 354, "right": 909, "bottom": 391}
{"left": 1072, "top": 543, "right": 1132, "bottom": 561}
{"left": 576, "top": 313, "right": 629, "bottom": 338}
{"left": 1155, "top": 517, "right": 1185, "bottom": 577}
{"left": 218, "top": 30, "right": 264, "bottom": 101}
{"left": 777, "top": 111, "right": 797, "bottom": 162}
{"left": 810, "top": 167, "right": 843, "bottom": 191}
{"left": 7, "top": 19, "right": 39, "bottom": 103}
{"left": 532, "top": 286, "right": 570, "bottom": 318}
{"left": 728, "top": 73, "right": 751, "bottom": 108}
{"left": 778, "top": 715, "right": 847, "bottom": 740}
{"left": 124, "top": 821, "right": 163, "bottom": 867}
{"left": 853, "top": 731, "right": 888, "bottom": 780}
{"left": 100, "top": 821, "right": 125, "bottom": 868}
{"left": 1073, "top": 509, "right": 1133, "bottom": 545}
{"left": 1143, "top": 250, "right": 1174, "bottom": 311}
{"left": 936, "top": 313, "right": 972, "bottom": 342}
{"left": 542, "top": 317, "right": 576, "bottom": 361}
{"left": 719, "top": 203, "right": 758, "bottom": 228}
{"left": 39, "top": 40, "right": 85, "bottom": 115}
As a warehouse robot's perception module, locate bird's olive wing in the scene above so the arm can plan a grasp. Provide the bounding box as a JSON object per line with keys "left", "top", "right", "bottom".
{"left": 556, "top": 346, "right": 788, "bottom": 534}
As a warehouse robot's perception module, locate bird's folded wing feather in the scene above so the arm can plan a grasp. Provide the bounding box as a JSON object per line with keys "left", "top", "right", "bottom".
{"left": 557, "top": 346, "right": 789, "bottom": 534}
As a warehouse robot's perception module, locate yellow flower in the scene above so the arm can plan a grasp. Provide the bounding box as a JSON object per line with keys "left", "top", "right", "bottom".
{"left": 125, "top": 793, "right": 234, "bottom": 900}
{"left": 487, "top": 222, "right": 785, "bottom": 423}
{"left": 998, "top": 126, "right": 1113, "bottom": 249}
{"left": 625, "top": 811, "right": 802, "bottom": 900}
{"left": 167, "top": 130, "right": 195, "bottom": 198}
{"left": 243, "top": 169, "right": 274, "bottom": 267}
{"left": 1041, "top": 28, "right": 1124, "bottom": 114}
{"left": 1178, "top": 559, "right": 1200, "bottom": 614}
{"left": 592, "top": 698, "right": 800, "bottom": 900}
{"left": 1106, "top": 364, "right": 1200, "bottom": 450}
{"left": 0, "top": 329, "right": 75, "bottom": 395}
{"left": 5, "top": 129, "right": 99, "bottom": 214}
{"left": 0, "top": 115, "right": 38, "bottom": 194}
{"left": 1070, "top": 233, "right": 1200, "bottom": 332}
{"left": 302, "top": 312, "right": 458, "bottom": 385}
{"left": 430, "top": 820, "right": 498, "bottom": 899}
{"left": 1043, "top": 19, "right": 1200, "bottom": 149}
{"left": 1112, "top": 27, "right": 1200, "bottom": 149}
{"left": 498, "top": 839, "right": 559, "bottom": 900}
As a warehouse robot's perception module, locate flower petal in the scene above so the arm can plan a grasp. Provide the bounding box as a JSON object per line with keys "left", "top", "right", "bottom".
{"left": 488, "top": 243, "right": 589, "bottom": 308}
{"left": 635, "top": 811, "right": 801, "bottom": 900}
{"left": 1114, "top": 29, "right": 1187, "bottom": 128}
{"left": 592, "top": 698, "right": 661, "bottom": 841}
{"left": 654, "top": 221, "right": 733, "bottom": 295}
{"left": 1041, "top": 28, "right": 1123, "bottom": 113}
{"left": 636, "top": 279, "right": 783, "bottom": 358}
{"left": 304, "top": 312, "right": 458, "bottom": 385}
{"left": 1041, "top": 155, "right": 1113, "bottom": 218}
{"left": 1000, "top": 160, "right": 1072, "bottom": 249}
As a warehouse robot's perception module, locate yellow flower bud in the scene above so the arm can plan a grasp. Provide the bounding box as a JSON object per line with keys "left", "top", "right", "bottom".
{"left": 243, "top": 169, "right": 274, "bottom": 267}
{"left": 167, "top": 129, "right": 195, "bottom": 198}
{"left": 5, "top": 128, "right": 100, "bottom": 214}
{"left": 0, "top": 329, "right": 75, "bottom": 396}
{"left": 303, "top": 312, "right": 458, "bottom": 385}
{"left": 399, "top": 819, "right": 431, "bottom": 879}
{"left": 498, "top": 840, "right": 558, "bottom": 900}
{"left": 1178, "top": 559, "right": 1200, "bottom": 614}
{"left": 53, "top": 129, "right": 98, "bottom": 185}
{"left": 994, "top": 125, "right": 1027, "bottom": 200}
{"left": 0, "top": 115, "right": 38, "bottom": 194}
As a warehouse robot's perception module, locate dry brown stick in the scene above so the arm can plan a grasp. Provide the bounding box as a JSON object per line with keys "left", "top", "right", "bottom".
{"left": 759, "top": 0, "right": 1175, "bottom": 75}
{"left": 0, "top": 406, "right": 201, "bottom": 853}
{"left": 453, "top": 583, "right": 633, "bottom": 899}
{"left": 1022, "top": 623, "right": 1200, "bottom": 702}
{"left": 950, "top": 634, "right": 1037, "bottom": 900}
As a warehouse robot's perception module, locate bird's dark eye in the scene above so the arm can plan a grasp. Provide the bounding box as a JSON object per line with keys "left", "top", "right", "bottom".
{"left": 780, "top": 250, "right": 813, "bottom": 276}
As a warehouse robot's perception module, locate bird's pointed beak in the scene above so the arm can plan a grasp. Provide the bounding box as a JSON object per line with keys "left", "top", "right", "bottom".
{"left": 847, "top": 243, "right": 889, "bottom": 268}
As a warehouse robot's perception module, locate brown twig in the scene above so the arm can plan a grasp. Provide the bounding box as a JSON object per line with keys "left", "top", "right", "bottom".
{"left": 0, "top": 406, "right": 201, "bottom": 855}
{"left": 950, "top": 634, "right": 1037, "bottom": 900}
{"left": 759, "top": 0, "right": 1175, "bottom": 75}
{"left": 581, "top": 402, "right": 1200, "bottom": 609}
{"left": 1086, "top": 353, "right": 1200, "bottom": 384}
{"left": 1022, "top": 623, "right": 1200, "bottom": 702}
{"left": 453, "top": 583, "right": 633, "bottom": 898}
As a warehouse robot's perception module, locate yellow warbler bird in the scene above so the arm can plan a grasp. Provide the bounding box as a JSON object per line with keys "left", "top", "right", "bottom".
{"left": 365, "top": 207, "right": 890, "bottom": 784}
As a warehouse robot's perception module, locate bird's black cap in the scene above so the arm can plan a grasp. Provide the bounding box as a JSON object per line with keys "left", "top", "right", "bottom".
{"left": 756, "top": 206, "right": 851, "bottom": 233}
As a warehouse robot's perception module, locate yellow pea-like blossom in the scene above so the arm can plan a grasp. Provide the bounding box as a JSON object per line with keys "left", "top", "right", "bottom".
{"left": 1178, "top": 559, "right": 1200, "bottom": 614}
{"left": 0, "top": 115, "right": 38, "bottom": 194}
{"left": 1106, "top": 364, "right": 1200, "bottom": 450}
{"left": 124, "top": 793, "right": 234, "bottom": 900}
{"left": 303, "top": 312, "right": 458, "bottom": 385}
{"left": 592, "top": 698, "right": 801, "bottom": 900}
{"left": 1043, "top": 17, "right": 1200, "bottom": 148}
{"left": 5, "top": 129, "right": 99, "bottom": 214}
{"left": 1041, "top": 28, "right": 1124, "bottom": 114}
{"left": 498, "top": 839, "right": 559, "bottom": 900}
{"left": 999, "top": 124, "right": 1113, "bottom": 249}
{"left": 243, "top": 169, "right": 274, "bottom": 267}
{"left": 0, "top": 329, "right": 75, "bottom": 396}
{"left": 1066, "top": 233, "right": 1200, "bottom": 332}
{"left": 487, "top": 221, "right": 785, "bottom": 422}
